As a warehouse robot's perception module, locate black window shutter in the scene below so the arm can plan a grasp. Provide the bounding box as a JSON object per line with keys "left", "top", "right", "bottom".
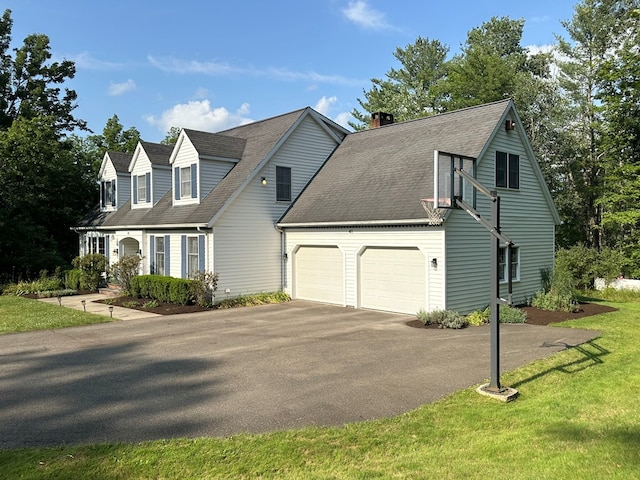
{"left": 495, "top": 152, "right": 507, "bottom": 188}
{"left": 508, "top": 154, "right": 519, "bottom": 189}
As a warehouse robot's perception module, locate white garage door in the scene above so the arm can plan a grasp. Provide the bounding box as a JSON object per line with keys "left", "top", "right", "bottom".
{"left": 360, "top": 247, "right": 426, "bottom": 314}
{"left": 294, "top": 246, "right": 344, "bottom": 305}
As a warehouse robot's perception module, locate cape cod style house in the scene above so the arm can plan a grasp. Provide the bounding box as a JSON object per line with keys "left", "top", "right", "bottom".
{"left": 75, "top": 99, "right": 559, "bottom": 315}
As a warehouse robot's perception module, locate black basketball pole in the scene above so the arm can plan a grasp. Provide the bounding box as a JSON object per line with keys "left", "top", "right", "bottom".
{"left": 489, "top": 193, "right": 502, "bottom": 392}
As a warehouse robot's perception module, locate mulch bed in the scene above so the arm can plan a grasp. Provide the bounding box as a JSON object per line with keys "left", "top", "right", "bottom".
{"left": 406, "top": 302, "right": 617, "bottom": 329}
{"left": 95, "top": 295, "right": 213, "bottom": 315}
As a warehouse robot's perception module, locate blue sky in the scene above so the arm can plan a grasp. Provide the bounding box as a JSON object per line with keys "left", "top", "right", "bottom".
{"left": 4, "top": 0, "right": 576, "bottom": 142}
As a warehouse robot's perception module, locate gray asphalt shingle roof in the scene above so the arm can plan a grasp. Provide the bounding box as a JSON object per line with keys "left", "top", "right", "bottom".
{"left": 107, "top": 151, "right": 133, "bottom": 174}
{"left": 79, "top": 108, "right": 314, "bottom": 229}
{"left": 279, "top": 100, "right": 512, "bottom": 225}
{"left": 139, "top": 141, "right": 174, "bottom": 166}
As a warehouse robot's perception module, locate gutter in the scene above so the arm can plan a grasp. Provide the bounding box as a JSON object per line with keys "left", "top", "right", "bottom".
{"left": 72, "top": 223, "right": 209, "bottom": 231}
{"left": 277, "top": 218, "right": 441, "bottom": 228}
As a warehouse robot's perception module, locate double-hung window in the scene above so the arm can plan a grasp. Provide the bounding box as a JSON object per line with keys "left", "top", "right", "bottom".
{"left": 498, "top": 246, "right": 520, "bottom": 282}
{"left": 155, "top": 237, "right": 165, "bottom": 276}
{"left": 181, "top": 166, "right": 192, "bottom": 198}
{"left": 137, "top": 175, "right": 147, "bottom": 203}
{"left": 187, "top": 236, "right": 199, "bottom": 277}
{"left": 496, "top": 151, "right": 519, "bottom": 189}
{"left": 276, "top": 166, "right": 291, "bottom": 201}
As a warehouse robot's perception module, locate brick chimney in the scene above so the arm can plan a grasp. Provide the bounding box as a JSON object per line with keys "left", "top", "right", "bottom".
{"left": 370, "top": 112, "right": 394, "bottom": 128}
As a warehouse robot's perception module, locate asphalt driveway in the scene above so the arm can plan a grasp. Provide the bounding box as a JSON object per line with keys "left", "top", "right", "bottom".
{"left": 0, "top": 300, "right": 600, "bottom": 449}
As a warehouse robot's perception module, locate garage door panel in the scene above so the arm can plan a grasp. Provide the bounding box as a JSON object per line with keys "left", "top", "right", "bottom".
{"left": 295, "top": 246, "right": 344, "bottom": 305}
{"left": 360, "top": 247, "right": 425, "bottom": 314}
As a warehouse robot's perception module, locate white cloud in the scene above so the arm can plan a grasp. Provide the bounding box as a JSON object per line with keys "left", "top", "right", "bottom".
{"left": 148, "top": 55, "right": 364, "bottom": 87}
{"left": 342, "top": 1, "right": 391, "bottom": 30}
{"left": 314, "top": 96, "right": 337, "bottom": 116}
{"left": 69, "top": 52, "right": 122, "bottom": 70}
{"left": 144, "top": 100, "right": 253, "bottom": 133}
{"left": 313, "top": 96, "right": 353, "bottom": 130}
{"left": 108, "top": 79, "right": 136, "bottom": 96}
{"left": 334, "top": 111, "right": 354, "bottom": 130}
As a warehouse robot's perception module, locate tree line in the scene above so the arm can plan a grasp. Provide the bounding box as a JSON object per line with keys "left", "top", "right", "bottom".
{"left": 352, "top": 0, "right": 640, "bottom": 275}
{"left": 1, "top": 1, "right": 638, "bottom": 280}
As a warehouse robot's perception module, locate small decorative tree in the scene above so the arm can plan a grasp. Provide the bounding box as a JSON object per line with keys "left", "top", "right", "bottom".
{"left": 108, "top": 254, "right": 142, "bottom": 295}
{"left": 71, "top": 254, "right": 108, "bottom": 291}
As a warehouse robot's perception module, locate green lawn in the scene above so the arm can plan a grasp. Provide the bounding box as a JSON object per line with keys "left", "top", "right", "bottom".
{"left": 0, "top": 295, "right": 639, "bottom": 479}
{"left": 0, "top": 296, "right": 113, "bottom": 334}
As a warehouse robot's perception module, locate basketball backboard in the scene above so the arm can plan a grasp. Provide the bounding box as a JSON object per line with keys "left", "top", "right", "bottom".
{"left": 432, "top": 150, "right": 476, "bottom": 209}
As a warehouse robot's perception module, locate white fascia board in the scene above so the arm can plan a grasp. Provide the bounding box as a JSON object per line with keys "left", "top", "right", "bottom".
{"left": 277, "top": 219, "right": 441, "bottom": 228}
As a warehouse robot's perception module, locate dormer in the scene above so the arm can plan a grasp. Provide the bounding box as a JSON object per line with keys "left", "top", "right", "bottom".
{"left": 129, "top": 141, "right": 174, "bottom": 209}
{"left": 98, "top": 151, "right": 132, "bottom": 212}
{"left": 169, "top": 129, "right": 246, "bottom": 206}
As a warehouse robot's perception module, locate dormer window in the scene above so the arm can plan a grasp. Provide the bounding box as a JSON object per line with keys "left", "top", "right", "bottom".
{"left": 181, "top": 166, "right": 192, "bottom": 197}
{"left": 133, "top": 173, "right": 151, "bottom": 204}
{"left": 137, "top": 175, "right": 147, "bottom": 203}
{"left": 100, "top": 180, "right": 116, "bottom": 208}
{"left": 174, "top": 163, "right": 198, "bottom": 201}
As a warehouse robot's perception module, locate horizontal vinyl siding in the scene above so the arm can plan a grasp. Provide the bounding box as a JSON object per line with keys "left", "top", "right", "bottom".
{"left": 445, "top": 125, "right": 557, "bottom": 314}
{"left": 213, "top": 115, "right": 340, "bottom": 297}
{"left": 152, "top": 167, "right": 171, "bottom": 205}
{"left": 130, "top": 153, "right": 151, "bottom": 209}
{"left": 116, "top": 173, "right": 130, "bottom": 209}
{"left": 200, "top": 160, "right": 235, "bottom": 197}
{"left": 284, "top": 227, "right": 445, "bottom": 312}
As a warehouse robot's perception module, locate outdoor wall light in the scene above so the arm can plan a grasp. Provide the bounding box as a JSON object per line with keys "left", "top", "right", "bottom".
{"left": 108, "top": 306, "right": 114, "bottom": 318}
{"left": 261, "top": 177, "right": 267, "bottom": 185}
{"left": 431, "top": 258, "right": 438, "bottom": 268}
{"left": 81, "top": 299, "right": 86, "bottom": 312}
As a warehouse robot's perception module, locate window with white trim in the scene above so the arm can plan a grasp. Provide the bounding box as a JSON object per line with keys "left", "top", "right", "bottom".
{"left": 155, "top": 237, "right": 165, "bottom": 276}
{"left": 181, "top": 166, "right": 192, "bottom": 198}
{"left": 187, "top": 236, "right": 199, "bottom": 277}
{"left": 137, "top": 175, "right": 147, "bottom": 203}
{"left": 88, "top": 237, "right": 105, "bottom": 255}
{"left": 498, "top": 246, "right": 519, "bottom": 282}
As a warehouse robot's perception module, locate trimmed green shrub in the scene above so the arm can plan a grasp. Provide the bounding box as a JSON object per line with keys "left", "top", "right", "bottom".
{"left": 416, "top": 309, "right": 468, "bottom": 329}
{"left": 72, "top": 254, "right": 107, "bottom": 291}
{"left": 130, "top": 275, "right": 195, "bottom": 306}
{"left": 169, "top": 278, "right": 192, "bottom": 305}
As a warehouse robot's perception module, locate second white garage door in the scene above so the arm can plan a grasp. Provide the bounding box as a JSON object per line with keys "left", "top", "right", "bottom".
{"left": 360, "top": 247, "right": 426, "bottom": 314}
{"left": 294, "top": 246, "right": 344, "bottom": 305}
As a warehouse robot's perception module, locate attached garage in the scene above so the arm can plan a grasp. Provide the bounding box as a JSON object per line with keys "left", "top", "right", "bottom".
{"left": 294, "top": 246, "right": 344, "bottom": 305}
{"left": 359, "top": 247, "right": 426, "bottom": 315}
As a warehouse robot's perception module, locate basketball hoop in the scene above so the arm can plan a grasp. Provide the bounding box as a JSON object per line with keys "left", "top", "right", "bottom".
{"left": 420, "top": 199, "right": 445, "bottom": 225}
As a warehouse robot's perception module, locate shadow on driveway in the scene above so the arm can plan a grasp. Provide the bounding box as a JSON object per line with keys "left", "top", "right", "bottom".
{"left": 0, "top": 301, "right": 600, "bottom": 449}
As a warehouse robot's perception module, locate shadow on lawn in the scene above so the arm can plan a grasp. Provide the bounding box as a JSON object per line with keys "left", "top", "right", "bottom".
{"left": 0, "top": 341, "right": 223, "bottom": 449}
{"left": 511, "top": 339, "right": 610, "bottom": 389}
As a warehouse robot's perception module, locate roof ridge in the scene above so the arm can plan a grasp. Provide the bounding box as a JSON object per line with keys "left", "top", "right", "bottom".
{"left": 353, "top": 98, "right": 513, "bottom": 134}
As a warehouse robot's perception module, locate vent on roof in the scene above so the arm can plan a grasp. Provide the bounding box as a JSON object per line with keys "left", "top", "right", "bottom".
{"left": 371, "top": 112, "right": 394, "bottom": 128}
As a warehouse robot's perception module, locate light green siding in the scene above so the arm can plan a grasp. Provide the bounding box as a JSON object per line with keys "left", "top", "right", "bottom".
{"left": 445, "top": 118, "right": 557, "bottom": 314}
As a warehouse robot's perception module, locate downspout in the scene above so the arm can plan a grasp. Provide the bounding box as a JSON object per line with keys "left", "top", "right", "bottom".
{"left": 275, "top": 224, "right": 286, "bottom": 291}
